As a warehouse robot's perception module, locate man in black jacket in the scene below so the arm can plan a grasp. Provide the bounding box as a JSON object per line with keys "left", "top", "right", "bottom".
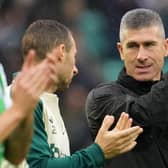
{"left": 86, "top": 8, "right": 168, "bottom": 168}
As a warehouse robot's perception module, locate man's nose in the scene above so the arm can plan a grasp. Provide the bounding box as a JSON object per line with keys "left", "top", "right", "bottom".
{"left": 137, "top": 46, "right": 148, "bottom": 61}
{"left": 73, "top": 66, "right": 78, "bottom": 76}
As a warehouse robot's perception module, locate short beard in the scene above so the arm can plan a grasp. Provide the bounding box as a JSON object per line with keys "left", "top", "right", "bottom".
{"left": 57, "top": 80, "right": 69, "bottom": 92}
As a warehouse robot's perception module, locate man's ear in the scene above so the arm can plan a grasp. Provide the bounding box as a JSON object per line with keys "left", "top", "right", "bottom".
{"left": 22, "top": 50, "right": 36, "bottom": 71}
{"left": 57, "top": 44, "right": 66, "bottom": 62}
{"left": 164, "top": 38, "right": 168, "bottom": 58}
{"left": 117, "top": 42, "right": 125, "bottom": 61}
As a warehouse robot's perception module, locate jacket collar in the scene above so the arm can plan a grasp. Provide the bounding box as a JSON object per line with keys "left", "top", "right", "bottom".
{"left": 116, "top": 67, "right": 162, "bottom": 95}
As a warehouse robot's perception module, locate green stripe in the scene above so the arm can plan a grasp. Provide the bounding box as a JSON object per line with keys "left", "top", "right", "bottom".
{"left": 0, "top": 64, "right": 7, "bottom": 165}
{"left": 0, "top": 143, "right": 4, "bottom": 166}
{"left": 0, "top": 99, "right": 5, "bottom": 114}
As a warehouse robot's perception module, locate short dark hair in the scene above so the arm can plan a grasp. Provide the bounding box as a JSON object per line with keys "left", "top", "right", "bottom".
{"left": 22, "top": 19, "right": 72, "bottom": 60}
{"left": 119, "top": 8, "right": 165, "bottom": 41}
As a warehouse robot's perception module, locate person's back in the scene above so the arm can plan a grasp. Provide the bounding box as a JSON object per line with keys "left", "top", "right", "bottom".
{"left": 86, "top": 8, "right": 168, "bottom": 168}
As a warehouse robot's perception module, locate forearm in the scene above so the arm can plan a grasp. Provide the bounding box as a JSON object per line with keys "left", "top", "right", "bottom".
{"left": 4, "top": 113, "right": 34, "bottom": 165}
{"left": 29, "top": 143, "right": 104, "bottom": 168}
{"left": 0, "top": 105, "right": 26, "bottom": 142}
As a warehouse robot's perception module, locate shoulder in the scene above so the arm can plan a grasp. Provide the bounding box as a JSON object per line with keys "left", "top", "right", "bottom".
{"left": 86, "top": 81, "right": 120, "bottom": 111}
{"left": 87, "top": 81, "right": 121, "bottom": 100}
{"left": 34, "top": 100, "right": 43, "bottom": 117}
{"left": 33, "top": 100, "right": 45, "bottom": 128}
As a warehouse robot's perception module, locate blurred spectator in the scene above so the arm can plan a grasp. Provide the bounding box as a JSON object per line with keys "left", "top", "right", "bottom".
{"left": 0, "top": 0, "right": 35, "bottom": 82}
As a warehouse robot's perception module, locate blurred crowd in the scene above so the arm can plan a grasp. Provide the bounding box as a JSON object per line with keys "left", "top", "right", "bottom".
{"left": 1, "top": 0, "right": 168, "bottom": 157}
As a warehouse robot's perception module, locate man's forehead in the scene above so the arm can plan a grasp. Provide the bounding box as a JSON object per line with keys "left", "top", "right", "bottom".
{"left": 123, "top": 26, "right": 161, "bottom": 36}
{"left": 121, "top": 27, "right": 163, "bottom": 43}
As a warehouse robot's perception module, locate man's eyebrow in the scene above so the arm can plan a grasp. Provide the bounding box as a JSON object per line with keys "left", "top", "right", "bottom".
{"left": 126, "top": 41, "right": 139, "bottom": 47}
{"left": 126, "top": 40, "right": 158, "bottom": 46}
{"left": 126, "top": 41, "right": 137, "bottom": 45}
{"left": 143, "top": 41, "right": 157, "bottom": 45}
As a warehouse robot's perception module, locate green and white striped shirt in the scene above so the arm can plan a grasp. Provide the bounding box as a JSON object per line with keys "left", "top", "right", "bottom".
{"left": 0, "top": 64, "right": 8, "bottom": 166}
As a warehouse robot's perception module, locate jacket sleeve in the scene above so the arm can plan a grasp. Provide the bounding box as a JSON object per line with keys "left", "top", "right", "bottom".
{"left": 85, "top": 79, "right": 168, "bottom": 138}
{"left": 27, "top": 101, "right": 105, "bottom": 168}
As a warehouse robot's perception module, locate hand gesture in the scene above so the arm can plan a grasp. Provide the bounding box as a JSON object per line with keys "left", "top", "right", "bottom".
{"left": 95, "top": 112, "right": 143, "bottom": 159}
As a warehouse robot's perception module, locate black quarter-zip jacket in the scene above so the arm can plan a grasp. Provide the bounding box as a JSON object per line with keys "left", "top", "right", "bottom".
{"left": 86, "top": 67, "right": 168, "bottom": 168}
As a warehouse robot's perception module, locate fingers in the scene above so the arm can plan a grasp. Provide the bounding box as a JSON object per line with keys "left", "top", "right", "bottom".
{"left": 21, "top": 50, "right": 36, "bottom": 72}
{"left": 115, "top": 112, "right": 128, "bottom": 130}
{"left": 117, "top": 126, "right": 143, "bottom": 139}
{"left": 112, "top": 126, "right": 143, "bottom": 148}
{"left": 23, "top": 63, "right": 50, "bottom": 95}
{"left": 100, "top": 115, "right": 115, "bottom": 132}
{"left": 13, "top": 54, "right": 55, "bottom": 101}
{"left": 106, "top": 126, "right": 142, "bottom": 158}
{"left": 14, "top": 61, "right": 49, "bottom": 98}
{"left": 114, "top": 112, "right": 133, "bottom": 131}
{"left": 120, "top": 141, "right": 137, "bottom": 154}
{"left": 47, "top": 53, "right": 57, "bottom": 63}
{"left": 43, "top": 53, "right": 59, "bottom": 84}
{"left": 125, "top": 118, "right": 133, "bottom": 129}
{"left": 96, "top": 113, "right": 143, "bottom": 159}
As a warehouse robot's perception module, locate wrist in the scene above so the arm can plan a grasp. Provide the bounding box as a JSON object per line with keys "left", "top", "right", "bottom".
{"left": 9, "top": 104, "right": 27, "bottom": 122}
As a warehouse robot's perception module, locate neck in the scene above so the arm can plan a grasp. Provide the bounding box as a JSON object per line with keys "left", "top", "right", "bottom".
{"left": 45, "top": 85, "right": 58, "bottom": 93}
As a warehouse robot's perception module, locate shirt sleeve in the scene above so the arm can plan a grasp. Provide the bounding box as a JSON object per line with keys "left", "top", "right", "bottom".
{"left": 27, "top": 101, "right": 105, "bottom": 168}
{"left": 1, "top": 158, "right": 29, "bottom": 168}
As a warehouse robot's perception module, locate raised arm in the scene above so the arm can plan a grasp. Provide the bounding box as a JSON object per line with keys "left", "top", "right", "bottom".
{"left": 3, "top": 53, "right": 58, "bottom": 165}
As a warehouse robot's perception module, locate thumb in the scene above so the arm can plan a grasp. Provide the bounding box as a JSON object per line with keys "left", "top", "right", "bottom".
{"left": 22, "top": 50, "right": 36, "bottom": 72}
{"left": 100, "top": 115, "right": 115, "bottom": 132}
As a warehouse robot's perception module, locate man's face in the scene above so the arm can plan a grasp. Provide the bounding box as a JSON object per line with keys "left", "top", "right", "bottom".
{"left": 117, "top": 26, "right": 168, "bottom": 81}
{"left": 56, "top": 35, "right": 78, "bottom": 91}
